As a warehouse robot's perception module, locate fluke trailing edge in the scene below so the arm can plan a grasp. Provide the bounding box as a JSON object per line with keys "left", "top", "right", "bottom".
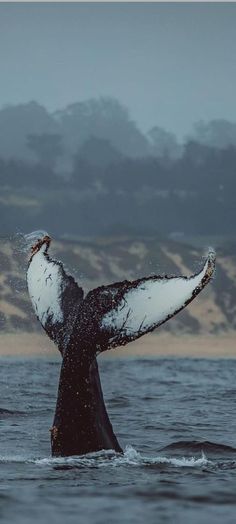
{"left": 25, "top": 231, "right": 215, "bottom": 457}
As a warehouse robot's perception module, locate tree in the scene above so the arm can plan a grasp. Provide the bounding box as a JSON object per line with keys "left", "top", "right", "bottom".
{"left": 26, "top": 133, "right": 63, "bottom": 170}
{"left": 54, "top": 96, "right": 149, "bottom": 158}
{"left": 188, "top": 119, "right": 236, "bottom": 149}
{"left": 147, "top": 126, "right": 182, "bottom": 163}
{"left": 75, "top": 136, "right": 123, "bottom": 168}
{"left": 0, "top": 101, "right": 57, "bottom": 161}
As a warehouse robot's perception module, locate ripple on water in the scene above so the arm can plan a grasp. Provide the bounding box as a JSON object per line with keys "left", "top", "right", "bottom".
{"left": 0, "top": 358, "right": 236, "bottom": 524}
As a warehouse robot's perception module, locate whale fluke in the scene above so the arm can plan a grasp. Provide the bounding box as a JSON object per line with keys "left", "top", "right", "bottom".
{"left": 25, "top": 232, "right": 84, "bottom": 355}
{"left": 86, "top": 249, "right": 215, "bottom": 351}
{"left": 25, "top": 232, "right": 215, "bottom": 456}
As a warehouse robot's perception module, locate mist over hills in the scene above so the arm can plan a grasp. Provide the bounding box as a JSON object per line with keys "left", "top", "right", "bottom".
{"left": 2, "top": 98, "right": 236, "bottom": 166}
{"left": 0, "top": 97, "right": 236, "bottom": 239}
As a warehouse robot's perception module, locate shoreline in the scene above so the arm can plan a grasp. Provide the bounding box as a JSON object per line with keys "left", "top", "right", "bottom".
{"left": 0, "top": 332, "right": 235, "bottom": 358}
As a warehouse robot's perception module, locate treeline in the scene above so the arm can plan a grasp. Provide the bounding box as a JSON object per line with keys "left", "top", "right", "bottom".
{"left": 2, "top": 97, "right": 236, "bottom": 167}
{"left": 0, "top": 97, "right": 236, "bottom": 238}
{"left": 0, "top": 139, "right": 235, "bottom": 238}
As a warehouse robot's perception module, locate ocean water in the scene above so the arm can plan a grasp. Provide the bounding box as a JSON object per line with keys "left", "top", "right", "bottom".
{"left": 0, "top": 356, "right": 236, "bottom": 524}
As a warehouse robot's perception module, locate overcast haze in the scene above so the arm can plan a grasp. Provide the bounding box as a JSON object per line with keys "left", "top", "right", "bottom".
{"left": 1, "top": 2, "right": 236, "bottom": 139}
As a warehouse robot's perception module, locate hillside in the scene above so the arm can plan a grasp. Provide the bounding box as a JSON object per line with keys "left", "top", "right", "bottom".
{"left": 0, "top": 235, "right": 235, "bottom": 337}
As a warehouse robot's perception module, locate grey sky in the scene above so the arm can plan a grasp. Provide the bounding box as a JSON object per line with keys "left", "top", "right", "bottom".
{"left": 0, "top": 2, "right": 236, "bottom": 139}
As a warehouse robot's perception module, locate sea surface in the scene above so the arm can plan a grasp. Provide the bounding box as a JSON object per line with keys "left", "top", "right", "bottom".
{"left": 0, "top": 356, "right": 236, "bottom": 524}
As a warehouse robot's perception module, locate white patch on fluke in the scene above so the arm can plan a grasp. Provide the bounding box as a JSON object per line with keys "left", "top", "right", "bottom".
{"left": 102, "top": 255, "right": 213, "bottom": 337}
{"left": 27, "top": 245, "right": 63, "bottom": 326}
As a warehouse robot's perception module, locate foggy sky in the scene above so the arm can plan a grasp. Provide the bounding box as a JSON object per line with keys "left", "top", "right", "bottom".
{"left": 1, "top": 2, "right": 236, "bottom": 139}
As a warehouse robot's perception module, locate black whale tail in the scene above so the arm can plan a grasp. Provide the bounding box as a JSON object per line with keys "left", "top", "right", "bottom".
{"left": 25, "top": 232, "right": 215, "bottom": 457}
{"left": 51, "top": 352, "right": 122, "bottom": 457}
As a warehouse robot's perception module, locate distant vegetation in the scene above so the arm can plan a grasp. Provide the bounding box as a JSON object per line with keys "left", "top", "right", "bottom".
{"left": 0, "top": 97, "right": 236, "bottom": 238}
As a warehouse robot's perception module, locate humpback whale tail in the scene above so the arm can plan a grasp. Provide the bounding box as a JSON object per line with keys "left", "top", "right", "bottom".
{"left": 25, "top": 232, "right": 215, "bottom": 456}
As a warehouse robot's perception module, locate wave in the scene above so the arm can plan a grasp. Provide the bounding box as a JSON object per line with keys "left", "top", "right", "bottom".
{"left": 1, "top": 440, "right": 236, "bottom": 469}
{"left": 0, "top": 446, "right": 209, "bottom": 468}
{"left": 161, "top": 440, "right": 236, "bottom": 455}
{"left": 33, "top": 445, "right": 210, "bottom": 468}
{"left": 0, "top": 407, "right": 25, "bottom": 416}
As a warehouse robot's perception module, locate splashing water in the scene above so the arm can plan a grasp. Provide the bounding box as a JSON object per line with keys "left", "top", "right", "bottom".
{"left": 0, "top": 446, "right": 210, "bottom": 469}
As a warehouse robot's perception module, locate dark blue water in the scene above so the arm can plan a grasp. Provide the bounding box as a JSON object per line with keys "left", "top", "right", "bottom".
{"left": 0, "top": 357, "right": 236, "bottom": 524}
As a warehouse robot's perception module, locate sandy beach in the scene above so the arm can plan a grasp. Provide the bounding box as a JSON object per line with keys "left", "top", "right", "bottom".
{"left": 0, "top": 331, "right": 235, "bottom": 358}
